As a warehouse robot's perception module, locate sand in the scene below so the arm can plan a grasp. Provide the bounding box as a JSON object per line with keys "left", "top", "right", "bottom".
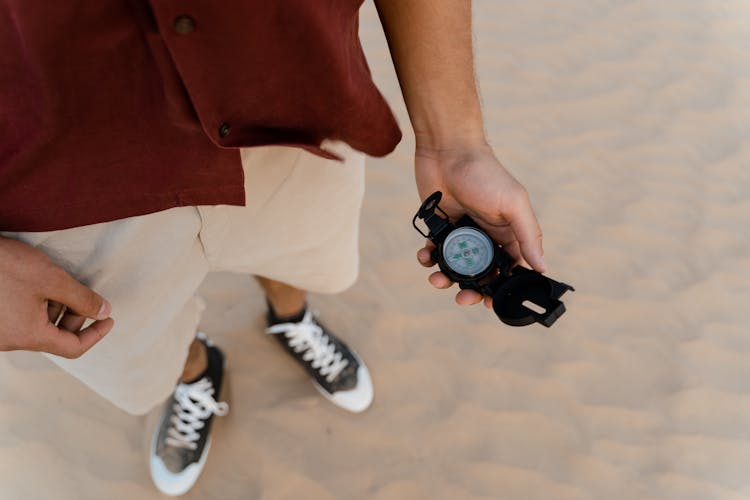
{"left": 2, "top": 1, "right": 750, "bottom": 499}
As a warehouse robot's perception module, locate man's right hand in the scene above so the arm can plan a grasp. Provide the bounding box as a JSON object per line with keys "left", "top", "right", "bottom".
{"left": 0, "top": 238, "right": 113, "bottom": 359}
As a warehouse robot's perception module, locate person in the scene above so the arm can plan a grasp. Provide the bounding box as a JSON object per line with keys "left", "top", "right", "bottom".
{"left": 0, "top": 0, "right": 545, "bottom": 495}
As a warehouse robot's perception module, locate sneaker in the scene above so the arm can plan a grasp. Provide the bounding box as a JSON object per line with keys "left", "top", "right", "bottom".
{"left": 149, "top": 333, "right": 229, "bottom": 496}
{"left": 266, "top": 308, "right": 373, "bottom": 413}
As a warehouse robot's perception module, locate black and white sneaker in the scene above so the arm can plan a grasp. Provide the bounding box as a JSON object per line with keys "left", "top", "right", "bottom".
{"left": 266, "top": 307, "right": 373, "bottom": 413}
{"left": 149, "top": 333, "right": 228, "bottom": 496}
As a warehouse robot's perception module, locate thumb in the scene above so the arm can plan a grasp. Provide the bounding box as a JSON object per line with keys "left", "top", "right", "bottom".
{"left": 46, "top": 271, "right": 111, "bottom": 320}
{"left": 507, "top": 193, "right": 546, "bottom": 273}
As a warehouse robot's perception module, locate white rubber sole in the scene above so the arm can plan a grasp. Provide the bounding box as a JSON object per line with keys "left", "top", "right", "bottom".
{"left": 312, "top": 351, "right": 373, "bottom": 413}
{"left": 150, "top": 435, "right": 212, "bottom": 497}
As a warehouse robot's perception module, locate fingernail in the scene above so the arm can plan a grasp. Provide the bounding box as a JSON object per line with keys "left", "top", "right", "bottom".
{"left": 539, "top": 256, "right": 547, "bottom": 273}
{"left": 98, "top": 301, "right": 111, "bottom": 318}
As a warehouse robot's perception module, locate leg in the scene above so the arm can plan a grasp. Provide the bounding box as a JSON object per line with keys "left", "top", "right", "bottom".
{"left": 199, "top": 141, "right": 372, "bottom": 412}
{"left": 255, "top": 276, "right": 306, "bottom": 318}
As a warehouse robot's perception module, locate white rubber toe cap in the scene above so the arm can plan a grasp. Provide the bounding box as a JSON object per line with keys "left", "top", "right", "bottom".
{"left": 150, "top": 437, "right": 212, "bottom": 496}
{"left": 314, "top": 362, "right": 374, "bottom": 413}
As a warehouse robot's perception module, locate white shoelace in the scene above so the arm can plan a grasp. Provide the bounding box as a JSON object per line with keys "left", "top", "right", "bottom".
{"left": 266, "top": 310, "right": 349, "bottom": 383}
{"left": 165, "top": 377, "right": 229, "bottom": 450}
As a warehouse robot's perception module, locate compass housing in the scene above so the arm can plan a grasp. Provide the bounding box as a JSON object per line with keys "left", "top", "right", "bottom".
{"left": 413, "top": 191, "right": 574, "bottom": 328}
{"left": 441, "top": 226, "right": 495, "bottom": 280}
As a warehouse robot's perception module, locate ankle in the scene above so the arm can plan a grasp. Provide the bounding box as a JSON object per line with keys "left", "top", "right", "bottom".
{"left": 267, "top": 299, "right": 306, "bottom": 325}
{"left": 256, "top": 277, "right": 307, "bottom": 317}
{"left": 266, "top": 296, "right": 306, "bottom": 318}
{"left": 179, "top": 337, "right": 208, "bottom": 383}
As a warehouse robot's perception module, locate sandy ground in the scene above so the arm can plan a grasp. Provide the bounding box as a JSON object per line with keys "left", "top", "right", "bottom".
{"left": 2, "top": 1, "right": 750, "bottom": 499}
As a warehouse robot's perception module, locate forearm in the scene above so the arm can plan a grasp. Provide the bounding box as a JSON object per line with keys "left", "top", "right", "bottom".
{"left": 374, "top": 0, "right": 486, "bottom": 150}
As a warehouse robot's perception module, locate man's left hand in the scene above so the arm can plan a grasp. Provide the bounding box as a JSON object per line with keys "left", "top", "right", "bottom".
{"left": 414, "top": 143, "right": 545, "bottom": 308}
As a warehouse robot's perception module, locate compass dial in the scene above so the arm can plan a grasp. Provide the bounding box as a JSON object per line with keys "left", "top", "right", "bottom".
{"left": 442, "top": 227, "right": 494, "bottom": 277}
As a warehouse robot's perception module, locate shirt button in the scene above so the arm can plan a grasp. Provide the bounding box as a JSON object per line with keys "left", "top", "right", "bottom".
{"left": 218, "top": 123, "right": 231, "bottom": 138}
{"left": 173, "top": 16, "right": 196, "bottom": 34}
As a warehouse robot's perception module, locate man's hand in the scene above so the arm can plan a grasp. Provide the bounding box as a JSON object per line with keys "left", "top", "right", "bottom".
{"left": 414, "top": 144, "right": 545, "bottom": 308}
{"left": 0, "top": 238, "right": 113, "bottom": 358}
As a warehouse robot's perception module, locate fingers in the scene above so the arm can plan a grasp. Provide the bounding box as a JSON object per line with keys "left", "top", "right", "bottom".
{"left": 47, "top": 301, "right": 65, "bottom": 324}
{"left": 508, "top": 191, "right": 546, "bottom": 273}
{"left": 45, "top": 270, "right": 111, "bottom": 320}
{"left": 428, "top": 270, "right": 487, "bottom": 307}
{"left": 427, "top": 269, "right": 490, "bottom": 306}
{"left": 507, "top": 195, "right": 545, "bottom": 272}
{"left": 58, "top": 310, "right": 86, "bottom": 333}
{"left": 417, "top": 247, "right": 433, "bottom": 267}
{"left": 36, "top": 318, "right": 114, "bottom": 359}
{"left": 420, "top": 241, "right": 454, "bottom": 290}
{"left": 428, "top": 271, "right": 452, "bottom": 289}
{"left": 456, "top": 289, "right": 483, "bottom": 306}
{"left": 417, "top": 240, "right": 436, "bottom": 267}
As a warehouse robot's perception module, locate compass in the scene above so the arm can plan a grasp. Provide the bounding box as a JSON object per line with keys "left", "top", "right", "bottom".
{"left": 442, "top": 227, "right": 495, "bottom": 279}
{"left": 413, "top": 191, "right": 574, "bottom": 327}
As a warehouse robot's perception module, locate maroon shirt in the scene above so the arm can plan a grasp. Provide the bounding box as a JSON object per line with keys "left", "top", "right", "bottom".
{"left": 0, "top": 0, "right": 401, "bottom": 231}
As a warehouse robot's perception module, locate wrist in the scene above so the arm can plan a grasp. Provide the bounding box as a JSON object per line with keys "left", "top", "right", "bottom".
{"left": 408, "top": 91, "right": 487, "bottom": 152}
{"left": 414, "top": 132, "right": 491, "bottom": 160}
{"left": 412, "top": 105, "right": 488, "bottom": 152}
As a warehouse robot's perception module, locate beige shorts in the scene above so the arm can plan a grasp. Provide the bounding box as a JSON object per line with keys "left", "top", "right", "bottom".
{"left": 1, "top": 141, "right": 365, "bottom": 415}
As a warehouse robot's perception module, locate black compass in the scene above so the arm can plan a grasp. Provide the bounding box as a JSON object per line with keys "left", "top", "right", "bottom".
{"left": 413, "top": 191, "right": 573, "bottom": 327}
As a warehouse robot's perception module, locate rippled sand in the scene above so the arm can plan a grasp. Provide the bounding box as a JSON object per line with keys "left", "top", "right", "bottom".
{"left": 2, "top": 1, "right": 750, "bottom": 499}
